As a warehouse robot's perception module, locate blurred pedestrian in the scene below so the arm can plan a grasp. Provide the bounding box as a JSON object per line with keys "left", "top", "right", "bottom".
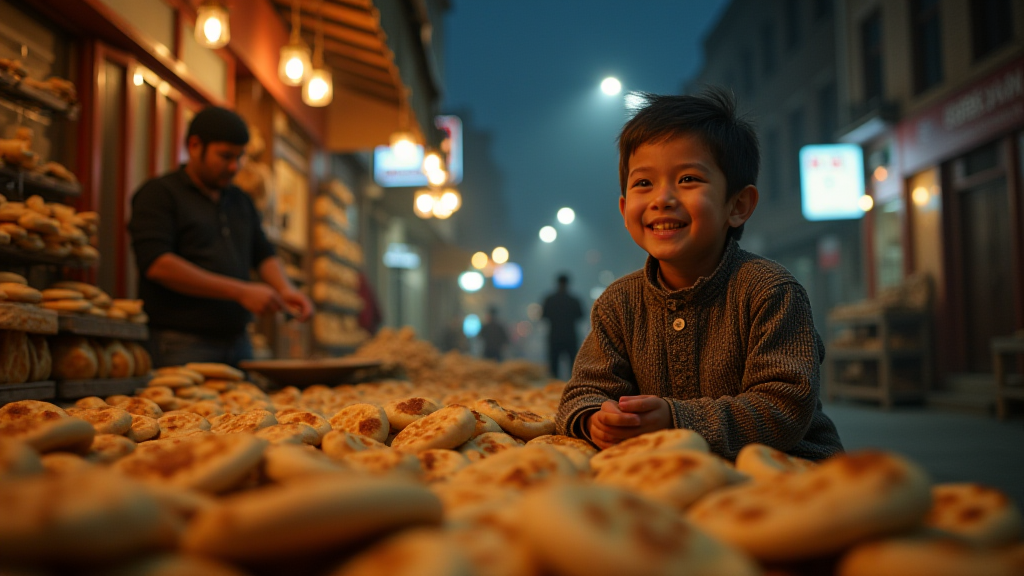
{"left": 479, "top": 305, "right": 510, "bottom": 361}
{"left": 542, "top": 273, "right": 583, "bottom": 379}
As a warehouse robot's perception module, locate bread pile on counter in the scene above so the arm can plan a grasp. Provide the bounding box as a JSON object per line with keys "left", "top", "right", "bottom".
{"left": 1, "top": 335, "right": 1022, "bottom": 575}
{"left": 0, "top": 194, "right": 97, "bottom": 261}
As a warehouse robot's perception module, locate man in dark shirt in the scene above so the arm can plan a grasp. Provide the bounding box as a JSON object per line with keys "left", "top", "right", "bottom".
{"left": 542, "top": 273, "right": 583, "bottom": 379}
{"left": 128, "top": 107, "right": 313, "bottom": 368}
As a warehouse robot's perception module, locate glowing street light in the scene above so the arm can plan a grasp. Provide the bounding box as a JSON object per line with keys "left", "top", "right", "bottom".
{"left": 458, "top": 271, "right": 484, "bottom": 292}
{"left": 557, "top": 207, "right": 575, "bottom": 224}
{"left": 491, "top": 246, "right": 509, "bottom": 264}
{"left": 858, "top": 195, "right": 875, "bottom": 212}
{"left": 539, "top": 226, "right": 557, "bottom": 243}
{"left": 471, "top": 252, "right": 489, "bottom": 269}
{"left": 600, "top": 77, "right": 622, "bottom": 96}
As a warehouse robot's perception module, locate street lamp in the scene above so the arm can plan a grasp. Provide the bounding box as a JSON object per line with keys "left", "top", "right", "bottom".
{"left": 557, "top": 207, "right": 575, "bottom": 224}
{"left": 601, "top": 77, "right": 621, "bottom": 96}
{"left": 492, "top": 247, "right": 509, "bottom": 264}
{"left": 539, "top": 226, "right": 557, "bottom": 243}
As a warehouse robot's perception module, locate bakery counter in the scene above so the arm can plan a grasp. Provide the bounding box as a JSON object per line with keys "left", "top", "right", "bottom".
{"left": 57, "top": 314, "right": 148, "bottom": 341}
{"left": 0, "top": 380, "right": 55, "bottom": 403}
{"left": 55, "top": 376, "right": 150, "bottom": 401}
{"left": 0, "top": 301, "right": 57, "bottom": 334}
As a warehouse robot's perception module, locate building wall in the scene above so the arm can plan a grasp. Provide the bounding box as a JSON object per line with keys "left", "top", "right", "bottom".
{"left": 689, "top": 0, "right": 866, "bottom": 336}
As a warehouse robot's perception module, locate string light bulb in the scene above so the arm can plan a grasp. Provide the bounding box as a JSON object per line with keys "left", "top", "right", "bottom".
{"left": 195, "top": 1, "right": 230, "bottom": 49}
{"left": 278, "top": 0, "right": 311, "bottom": 86}
{"left": 302, "top": 2, "right": 333, "bottom": 107}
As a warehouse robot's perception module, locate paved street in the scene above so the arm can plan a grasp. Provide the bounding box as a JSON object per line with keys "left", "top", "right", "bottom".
{"left": 822, "top": 401, "right": 1024, "bottom": 506}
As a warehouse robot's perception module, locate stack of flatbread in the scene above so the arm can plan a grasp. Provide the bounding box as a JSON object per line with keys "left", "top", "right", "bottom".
{"left": 0, "top": 339, "right": 1021, "bottom": 574}
{"left": 0, "top": 195, "right": 97, "bottom": 261}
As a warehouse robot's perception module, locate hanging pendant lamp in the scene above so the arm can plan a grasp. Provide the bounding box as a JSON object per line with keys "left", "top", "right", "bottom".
{"left": 279, "top": 0, "right": 311, "bottom": 86}
{"left": 303, "top": 2, "right": 333, "bottom": 107}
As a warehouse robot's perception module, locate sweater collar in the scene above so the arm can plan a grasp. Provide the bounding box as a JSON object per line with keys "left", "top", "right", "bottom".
{"left": 644, "top": 238, "right": 739, "bottom": 304}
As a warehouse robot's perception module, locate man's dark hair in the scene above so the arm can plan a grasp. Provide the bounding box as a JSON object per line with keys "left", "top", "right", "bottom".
{"left": 187, "top": 106, "right": 250, "bottom": 147}
{"left": 556, "top": 273, "right": 569, "bottom": 286}
{"left": 617, "top": 86, "right": 759, "bottom": 241}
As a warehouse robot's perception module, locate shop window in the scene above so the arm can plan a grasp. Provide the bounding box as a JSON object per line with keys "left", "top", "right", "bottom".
{"left": 874, "top": 198, "right": 904, "bottom": 291}
{"left": 971, "top": 0, "right": 1014, "bottom": 61}
{"left": 761, "top": 24, "right": 776, "bottom": 77}
{"left": 963, "top": 140, "right": 1001, "bottom": 176}
{"left": 818, "top": 82, "right": 837, "bottom": 142}
{"left": 96, "top": 0, "right": 175, "bottom": 54}
{"left": 785, "top": 0, "right": 802, "bottom": 51}
{"left": 861, "top": 10, "right": 884, "bottom": 104}
{"left": 911, "top": 0, "right": 944, "bottom": 95}
{"left": 182, "top": 30, "right": 227, "bottom": 101}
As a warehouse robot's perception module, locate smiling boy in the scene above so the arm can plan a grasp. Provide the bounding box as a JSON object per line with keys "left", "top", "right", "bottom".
{"left": 555, "top": 88, "right": 843, "bottom": 461}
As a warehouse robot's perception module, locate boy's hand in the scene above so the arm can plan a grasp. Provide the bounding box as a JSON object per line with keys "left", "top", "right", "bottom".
{"left": 617, "top": 395, "right": 672, "bottom": 435}
{"left": 588, "top": 400, "right": 641, "bottom": 449}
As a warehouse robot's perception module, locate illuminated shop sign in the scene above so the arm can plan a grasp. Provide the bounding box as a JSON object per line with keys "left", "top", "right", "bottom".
{"left": 799, "top": 144, "right": 867, "bottom": 221}
{"left": 373, "top": 115, "right": 463, "bottom": 187}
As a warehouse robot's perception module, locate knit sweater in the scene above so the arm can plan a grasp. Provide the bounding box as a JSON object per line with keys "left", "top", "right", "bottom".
{"left": 555, "top": 239, "right": 844, "bottom": 461}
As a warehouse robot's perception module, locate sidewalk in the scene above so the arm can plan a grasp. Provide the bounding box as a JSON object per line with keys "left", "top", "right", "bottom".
{"left": 822, "top": 400, "right": 1024, "bottom": 506}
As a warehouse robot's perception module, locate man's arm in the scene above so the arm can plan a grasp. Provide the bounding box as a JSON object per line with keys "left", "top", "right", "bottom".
{"left": 145, "top": 253, "right": 284, "bottom": 315}
{"left": 257, "top": 256, "right": 314, "bottom": 321}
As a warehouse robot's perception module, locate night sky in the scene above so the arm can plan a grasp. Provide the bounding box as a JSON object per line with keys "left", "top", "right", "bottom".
{"left": 441, "top": 1, "right": 731, "bottom": 357}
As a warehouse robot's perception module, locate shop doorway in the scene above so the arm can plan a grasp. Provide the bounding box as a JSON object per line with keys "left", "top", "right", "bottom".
{"left": 953, "top": 141, "right": 1016, "bottom": 372}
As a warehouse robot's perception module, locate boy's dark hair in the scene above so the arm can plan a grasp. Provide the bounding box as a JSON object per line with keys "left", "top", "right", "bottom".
{"left": 187, "top": 106, "right": 250, "bottom": 147}
{"left": 617, "top": 86, "right": 759, "bottom": 241}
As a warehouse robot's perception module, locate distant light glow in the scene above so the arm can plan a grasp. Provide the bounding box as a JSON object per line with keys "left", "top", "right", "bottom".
{"left": 526, "top": 303, "right": 542, "bottom": 321}
{"left": 911, "top": 186, "right": 930, "bottom": 207}
{"left": 599, "top": 270, "right": 616, "bottom": 285}
{"left": 590, "top": 286, "right": 605, "bottom": 300}
{"left": 539, "top": 226, "right": 557, "bottom": 243}
{"left": 858, "top": 195, "right": 875, "bottom": 212}
{"left": 458, "top": 271, "right": 484, "bottom": 292}
{"left": 557, "top": 207, "right": 576, "bottom": 224}
{"left": 516, "top": 321, "right": 532, "bottom": 337}
{"left": 414, "top": 190, "right": 435, "bottom": 218}
{"left": 203, "top": 17, "right": 223, "bottom": 44}
{"left": 463, "top": 314, "right": 482, "bottom": 338}
{"left": 492, "top": 247, "right": 509, "bottom": 264}
{"left": 471, "top": 252, "right": 489, "bottom": 270}
{"left": 439, "top": 189, "right": 461, "bottom": 212}
{"left": 601, "top": 77, "right": 622, "bottom": 96}
{"left": 493, "top": 262, "right": 523, "bottom": 289}
{"left": 873, "top": 166, "right": 888, "bottom": 181}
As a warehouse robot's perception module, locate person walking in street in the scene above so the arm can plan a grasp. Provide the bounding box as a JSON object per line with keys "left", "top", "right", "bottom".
{"left": 479, "top": 305, "right": 510, "bottom": 361}
{"left": 542, "top": 273, "right": 583, "bottom": 379}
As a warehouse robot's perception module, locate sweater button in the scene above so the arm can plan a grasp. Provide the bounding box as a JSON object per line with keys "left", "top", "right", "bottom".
{"left": 673, "top": 318, "right": 686, "bottom": 331}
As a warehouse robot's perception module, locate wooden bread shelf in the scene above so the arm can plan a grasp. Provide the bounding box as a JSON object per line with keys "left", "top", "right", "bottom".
{"left": 0, "top": 380, "right": 56, "bottom": 404}
{"left": 56, "top": 376, "right": 151, "bottom": 400}
{"left": 0, "top": 244, "right": 96, "bottom": 268}
{"left": 57, "top": 314, "right": 148, "bottom": 340}
{"left": 0, "top": 301, "right": 58, "bottom": 334}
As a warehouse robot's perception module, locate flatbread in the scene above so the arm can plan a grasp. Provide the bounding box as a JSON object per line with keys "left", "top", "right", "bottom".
{"left": 322, "top": 430, "right": 389, "bottom": 460}
{"left": 0, "top": 438, "right": 43, "bottom": 480}
{"left": 209, "top": 409, "right": 277, "bottom": 434}
{"left": 113, "top": 433, "right": 268, "bottom": 493}
{"left": 261, "top": 444, "right": 349, "bottom": 483}
{"left": 275, "top": 410, "right": 331, "bottom": 444}
{"left": 181, "top": 475, "right": 443, "bottom": 561}
{"left": 392, "top": 404, "right": 476, "bottom": 453}
{"left": 688, "top": 450, "right": 933, "bottom": 562}
{"left": 125, "top": 414, "right": 160, "bottom": 443}
{"left": 0, "top": 468, "right": 176, "bottom": 564}
{"left": 472, "top": 398, "right": 555, "bottom": 440}
{"left": 66, "top": 406, "right": 133, "bottom": 435}
{"left": 468, "top": 408, "right": 503, "bottom": 437}
{"left": 157, "top": 410, "right": 211, "bottom": 439}
{"left": 329, "top": 403, "right": 390, "bottom": 443}
{"left": 86, "top": 433, "right": 137, "bottom": 463}
{"left": 108, "top": 397, "right": 163, "bottom": 419}
{"left": 450, "top": 444, "right": 576, "bottom": 490}
{"left": 343, "top": 448, "right": 422, "bottom": 478}
{"left": 457, "top": 431, "right": 522, "bottom": 462}
{"left": 590, "top": 428, "right": 710, "bottom": 472}
{"left": 255, "top": 422, "right": 320, "bottom": 445}
{"left": 837, "top": 532, "right": 1024, "bottom": 576}
{"left": 0, "top": 401, "right": 95, "bottom": 453}
{"left": 594, "top": 449, "right": 748, "bottom": 511}
{"left": 329, "top": 527, "right": 474, "bottom": 576}
{"left": 924, "top": 483, "right": 1023, "bottom": 547}
{"left": 385, "top": 397, "right": 442, "bottom": 430}
{"left": 521, "top": 482, "right": 761, "bottom": 576}
{"left": 184, "top": 362, "right": 244, "bottom": 381}
{"left": 735, "top": 442, "right": 818, "bottom": 481}
{"left": 417, "top": 449, "right": 471, "bottom": 483}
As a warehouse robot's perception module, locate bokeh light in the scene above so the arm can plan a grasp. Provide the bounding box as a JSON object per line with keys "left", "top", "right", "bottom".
{"left": 471, "top": 251, "right": 489, "bottom": 269}
{"left": 539, "top": 226, "right": 557, "bottom": 243}
{"left": 458, "top": 271, "right": 484, "bottom": 292}
{"left": 492, "top": 246, "right": 509, "bottom": 264}
{"left": 463, "top": 314, "right": 481, "bottom": 338}
{"left": 557, "top": 207, "right": 575, "bottom": 224}
{"left": 858, "top": 195, "right": 875, "bottom": 212}
{"left": 600, "top": 77, "right": 622, "bottom": 95}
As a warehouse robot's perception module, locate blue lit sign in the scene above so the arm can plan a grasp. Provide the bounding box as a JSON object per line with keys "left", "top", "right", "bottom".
{"left": 799, "top": 144, "right": 867, "bottom": 221}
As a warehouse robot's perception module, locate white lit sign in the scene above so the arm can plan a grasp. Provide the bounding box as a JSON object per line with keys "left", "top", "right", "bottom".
{"left": 373, "top": 115, "right": 463, "bottom": 187}
{"left": 493, "top": 262, "right": 523, "bottom": 289}
{"left": 383, "top": 243, "right": 421, "bottom": 269}
{"left": 799, "top": 144, "right": 867, "bottom": 221}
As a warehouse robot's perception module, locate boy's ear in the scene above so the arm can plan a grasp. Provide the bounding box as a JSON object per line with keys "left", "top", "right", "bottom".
{"left": 727, "top": 185, "right": 759, "bottom": 228}
{"left": 618, "top": 195, "right": 627, "bottom": 225}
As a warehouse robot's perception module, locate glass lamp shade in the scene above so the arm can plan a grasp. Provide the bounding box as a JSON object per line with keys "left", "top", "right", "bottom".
{"left": 303, "top": 68, "right": 333, "bottom": 107}
{"left": 279, "top": 42, "right": 311, "bottom": 86}
{"left": 195, "top": 3, "right": 230, "bottom": 49}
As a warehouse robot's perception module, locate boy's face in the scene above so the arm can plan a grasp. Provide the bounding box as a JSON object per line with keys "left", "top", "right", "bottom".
{"left": 619, "top": 134, "right": 752, "bottom": 288}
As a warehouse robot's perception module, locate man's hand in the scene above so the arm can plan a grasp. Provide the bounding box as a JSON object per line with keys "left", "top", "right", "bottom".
{"left": 617, "top": 395, "right": 672, "bottom": 434}
{"left": 237, "top": 282, "right": 285, "bottom": 315}
{"left": 280, "top": 287, "right": 314, "bottom": 321}
{"left": 588, "top": 400, "right": 642, "bottom": 449}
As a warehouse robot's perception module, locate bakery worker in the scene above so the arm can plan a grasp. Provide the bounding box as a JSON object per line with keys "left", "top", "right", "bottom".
{"left": 128, "top": 106, "right": 313, "bottom": 368}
